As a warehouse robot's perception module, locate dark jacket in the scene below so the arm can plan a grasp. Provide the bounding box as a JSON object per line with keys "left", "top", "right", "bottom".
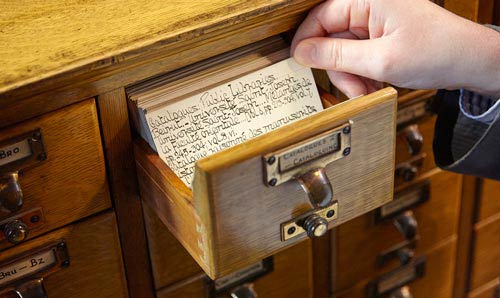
{"left": 433, "top": 25, "right": 500, "bottom": 179}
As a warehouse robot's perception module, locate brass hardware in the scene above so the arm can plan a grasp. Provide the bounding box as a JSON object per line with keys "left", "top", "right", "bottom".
{"left": 394, "top": 211, "right": 418, "bottom": 240}
{"left": 3, "top": 220, "right": 28, "bottom": 244}
{"left": 263, "top": 122, "right": 351, "bottom": 208}
{"left": 295, "top": 168, "right": 332, "bottom": 208}
{"left": 390, "top": 286, "right": 413, "bottom": 298}
{"left": 375, "top": 180, "right": 430, "bottom": 222}
{"left": 281, "top": 201, "right": 338, "bottom": 241}
{"left": 395, "top": 154, "right": 425, "bottom": 182}
{"left": 396, "top": 94, "right": 435, "bottom": 129}
{"left": 376, "top": 239, "right": 418, "bottom": 268}
{"left": 403, "top": 125, "right": 423, "bottom": 156}
{"left": 0, "top": 240, "right": 69, "bottom": 295}
{"left": 0, "top": 172, "right": 23, "bottom": 212}
{"left": 0, "top": 129, "right": 46, "bottom": 213}
{"left": 229, "top": 284, "right": 257, "bottom": 298}
{"left": 13, "top": 278, "right": 47, "bottom": 298}
{"left": 0, "top": 209, "right": 44, "bottom": 245}
{"left": 302, "top": 214, "right": 328, "bottom": 238}
{"left": 367, "top": 256, "right": 425, "bottom": 298}
{"left": 209, "top": 258, "right": 272, "bottom": 298}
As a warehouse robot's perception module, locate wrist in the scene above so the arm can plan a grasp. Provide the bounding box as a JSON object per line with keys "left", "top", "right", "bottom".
{"left": 453, "top": 21, "right": 500, "bottom": 97}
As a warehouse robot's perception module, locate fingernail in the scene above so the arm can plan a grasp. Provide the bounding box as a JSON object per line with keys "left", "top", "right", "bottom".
{"left": 294, "top": 41, "right": 317, "bottom": 66}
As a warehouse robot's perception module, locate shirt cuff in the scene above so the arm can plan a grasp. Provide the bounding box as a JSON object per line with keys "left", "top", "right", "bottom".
{"left": 459, "top": 89, "right": 500, "bottom": 124}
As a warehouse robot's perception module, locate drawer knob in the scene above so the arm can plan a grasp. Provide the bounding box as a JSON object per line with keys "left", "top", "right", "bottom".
{"left": 303, "top": 214, "right": 328, "bottom": 238}
{"left": 4, "top": 219, "right": 29, "bottom": 244}
{"left": 296, "top": 168, "right": 333, "bottom": 208}
{"left": 0, "top": 171, "right": 24, "bottom": 212}
{"left": 394, "top": 211, "right": 418, "bottom": 240}
{"left": 229, "top": 284, "right": 257, "bottom": 298}
{"left": 390, "top": 286, "right": 413, "bottom": 298}
{"left": 403, "top": 125, "right": 423, "bottom": 155}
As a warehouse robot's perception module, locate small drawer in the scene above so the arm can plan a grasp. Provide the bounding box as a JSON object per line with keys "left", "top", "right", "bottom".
{"left": 334, "top": 237, "right": 457, "bottom": 298}
{"left": 143, "top": 202, "right": 202, "bottom": 290}
{"left": 0, "top": 99, "right": 110, "bottom": 249}
{"left": 335, "top": 169, "right": 461, "bottom": 291}
{"left": 157, "top": 240, "right": 313, "bottom": 298}
{"left": 471, "top": 214, "right": 500, "bottom": 290}
{"left": 394, "top": 90, "right": 437, "bottom": 186}
{"left": 0, "top": 211, "right": 127, "bottom": 298}
{"left": 477, "top": 179, "right": 500, "bottom": 222}
{"left": 469, "top": 278, "right": 500, "bottom": 298}
{"left": 135, "top": 88, "right": 397, "bottom": 278}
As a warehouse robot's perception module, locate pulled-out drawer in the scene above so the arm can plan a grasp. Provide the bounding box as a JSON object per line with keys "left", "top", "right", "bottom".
{"left": 335, "top": 169, "right": 462, "bottom": 291}
{"left": 334, "top": 237, "right": 457, "bottom": 298}
{"left": 0, "top": 99, "right": 110, "bottom": 249}
{"left": 135, "top": 88, "right": 397, "bottom": 278}
{"left": 0, "top": 211, "right": 127, "bottom": 298}
{"left": 157, "top": 239, "right": 313, "bottom": 298}
{"left": 471, "top": 214, "right": 500, "bottom": 290}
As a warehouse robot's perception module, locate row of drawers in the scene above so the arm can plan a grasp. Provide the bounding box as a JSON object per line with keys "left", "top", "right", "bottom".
{"left": 0, "top": 100, "right": 128, "bottom": 296}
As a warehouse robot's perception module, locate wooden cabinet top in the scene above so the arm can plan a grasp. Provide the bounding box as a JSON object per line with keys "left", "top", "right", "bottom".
{"left": 0, "top": 0, "right": 317, "bottom": 98}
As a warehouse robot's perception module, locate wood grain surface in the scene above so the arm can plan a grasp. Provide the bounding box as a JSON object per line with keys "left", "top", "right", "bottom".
{"left": 471, "top": 213, "right": 500, "bottom": 290}
{"left": 142, "top": 202, "right": 202, "bottom": 290}
{"left": 334, "top": 237, "right": 458, "bottom": 298}
{"left": 0, "top": 99, "right": 110, "bottom": 250}
{"left": 97, "top": 88, "right": 155, "bottom": 298}
{"left": 477, "top": 179, "right": 500, "bottom": 222}
{"left": 335, "top": 169, "right": 462, "bottom": 291}
{"left": 157, "top": 240, "right": 313, "bottom": 298}
{"left": 0, "top": 211, "right": 128, "bottom": 298}
{"left": 468, "top": 278, "right": 500, "bottom": 298}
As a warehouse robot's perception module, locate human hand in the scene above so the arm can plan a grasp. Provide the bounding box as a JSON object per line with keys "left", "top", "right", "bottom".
{"left": 292, "top": 0, "right": 500, "bottom": 98}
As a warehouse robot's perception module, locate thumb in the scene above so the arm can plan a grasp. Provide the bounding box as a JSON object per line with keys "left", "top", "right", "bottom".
{"left": 293, "top": 37, "right": 387, "bottom": 80}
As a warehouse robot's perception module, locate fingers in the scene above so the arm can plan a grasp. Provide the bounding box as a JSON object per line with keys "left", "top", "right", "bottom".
{"left": 293, "top": 36, "right": 388, "bottom": 80}
{"left": 327, "top": 70, "right": 383, "bottom": 98}
{"left": 291, "top": 0, "right": 372, "bottom": 53}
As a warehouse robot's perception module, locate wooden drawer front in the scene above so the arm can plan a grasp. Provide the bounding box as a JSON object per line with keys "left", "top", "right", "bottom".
{"left": 395, "top": 90, "right": 437, "bottom": 186}
{"left": 0, "top": 99, "right": 110, "bottom": 249}
{"left": 0, "top": 211, "right": 127, "bottom": 298}
{"left": 471, "top": 215, "right": 500, "bottom": 290}
{"left": 135, "top": 88, "right": 397, "bottom": 278}
{"left": 157, "top": 240, "right": 313, "bottom": 298}
{"left": 335, "top": 170, "right": 461, "bottom": 291}
{"left": 469, "top": 278, "right": 500, "bottom": 298}
{"left": 334, "top": 238, "right": 457, "bottom": 298}
{"left": 143, "top": 202, "right": 202, "bottom": 290}
{"left": 478, "top": 179, "right": 500, "bottom": 222}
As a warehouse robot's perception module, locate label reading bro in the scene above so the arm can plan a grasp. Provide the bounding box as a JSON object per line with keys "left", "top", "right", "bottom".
{"left": 279, "top": 132, "right": 340, "bottom": 172}
{"left": 0, "top": 249, "right": 56, "bottom": 287}
{"left": 0, "top": 139, "right": 32, "bottom": 168}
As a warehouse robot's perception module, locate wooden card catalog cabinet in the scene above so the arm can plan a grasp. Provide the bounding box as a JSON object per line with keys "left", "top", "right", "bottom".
{"left": 135, "top": 88, "right": 398, "bottom": 278}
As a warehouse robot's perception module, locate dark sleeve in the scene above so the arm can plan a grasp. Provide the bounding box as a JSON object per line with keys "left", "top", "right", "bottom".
{"left": 433, "top": 90, "right": 500, "bottom": 180}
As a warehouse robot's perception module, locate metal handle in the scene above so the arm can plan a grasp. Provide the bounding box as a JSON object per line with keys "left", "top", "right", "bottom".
{"left": 0, "top": 172, "right": 23, "bottom": 212}
{"left": 4, "top": 220, "right": 29, "bottom": 244}
{"left": 403, "top": 125, "right": 423, "bottom": 155}
{"left": 229, "top": 284, "right": 257, "bottom": 298}
{"left": 295, "top": 168, "right": 333, "bottom": 208}
{"left": 390, "top": 286, "right": 413, "bottom": 298}
{"left": 394, "top": 211, "right": 418, "bottom": 240}
{"left": 14, "top": 279, "right": 47, "bottom": 298}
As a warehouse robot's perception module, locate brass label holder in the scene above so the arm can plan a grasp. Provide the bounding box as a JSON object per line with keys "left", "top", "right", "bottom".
{"left": 0, "top": 240, "right": 69, "bottom": 296}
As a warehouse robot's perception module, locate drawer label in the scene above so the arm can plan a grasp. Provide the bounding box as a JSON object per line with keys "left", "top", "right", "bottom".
{"left": 0, "top": 129, "right": 46, "bottom": 174}
{"left": 264, "top": 122, "right": 351, "bottom": 187}
{"left": 0, "top": 241, "right": 69, "bottom": 290}
{"left": 279, "top": 131, "right": 340, "bottom": 172}
{"left": 0, "top": 250, "right": 56, "bottom": 286}
{"left": 376, "top": 180, "right": 430, "bottom": 221}
{"left": 0, "top": 139, "right": 32, "bottom": 167}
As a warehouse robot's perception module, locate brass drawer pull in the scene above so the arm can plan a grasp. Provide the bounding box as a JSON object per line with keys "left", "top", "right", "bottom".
{"left": 0, "top": 172, "right": 23, "bottom": 212}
